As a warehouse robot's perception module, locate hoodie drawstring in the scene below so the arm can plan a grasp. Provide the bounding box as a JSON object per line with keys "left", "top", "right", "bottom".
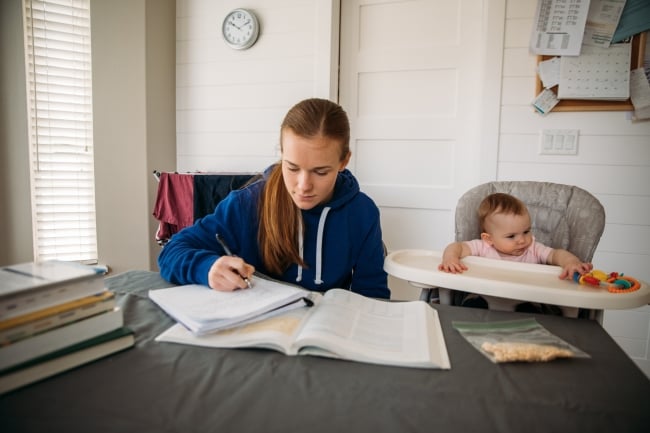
{"left": 314, "top": 207, "right": 331, "bottom": 285}
{"left": 295, "top": 218, "right": 303, "bottom": 283}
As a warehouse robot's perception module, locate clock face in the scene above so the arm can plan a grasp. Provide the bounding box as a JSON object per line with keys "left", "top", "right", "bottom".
{"left": 222, "top": 9, "right": 259, "bottom": 50}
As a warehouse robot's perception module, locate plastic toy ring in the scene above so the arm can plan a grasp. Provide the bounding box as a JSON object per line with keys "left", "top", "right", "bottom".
{"left": 606, "top": 276, "right": 640, "bottom": 293}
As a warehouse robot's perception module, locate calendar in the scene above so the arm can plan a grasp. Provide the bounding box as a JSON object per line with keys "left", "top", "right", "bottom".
{"left": 558, "top": 43, "right": 632, "bottom": 100}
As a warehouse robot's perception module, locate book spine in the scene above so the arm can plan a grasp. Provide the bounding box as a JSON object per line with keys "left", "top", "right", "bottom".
{"left": 0, "top": 277, "right": 106, "bottom": 321}
{"left": 0, "top": 308, "right": 124, "bottom": 371}
{"left": 0, "top": 331, "right": 134, "bottom": 395}
{"left": 0, "top": 296, "right": 116, "bottom": 345}
{"left": 0, "top": 292, "right": 114, "bottom": 330}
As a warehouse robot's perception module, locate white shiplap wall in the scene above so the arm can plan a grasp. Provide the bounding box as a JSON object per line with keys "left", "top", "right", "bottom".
{"left": 176, "top": 0, "right": 338, "bottom": 173}
{"left": 176, "top": 0, "right": 650, "bottom": 376}
{"left": 502, "top": 1, "right": 650, "bottom": 376}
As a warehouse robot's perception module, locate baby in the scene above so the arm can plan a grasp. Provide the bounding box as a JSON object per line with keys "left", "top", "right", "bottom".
{"left": 438, "top": 192, "right": 593, "bottom": 279}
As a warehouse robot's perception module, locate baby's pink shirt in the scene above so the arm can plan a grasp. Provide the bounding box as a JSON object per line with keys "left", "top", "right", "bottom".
{"left": 465, "top": 238, "right": 553, "bottom": 264}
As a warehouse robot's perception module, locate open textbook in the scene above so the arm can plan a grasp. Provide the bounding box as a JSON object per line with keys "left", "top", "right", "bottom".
{"left": 156, "top": 288, "right": 451, "bottom": 369}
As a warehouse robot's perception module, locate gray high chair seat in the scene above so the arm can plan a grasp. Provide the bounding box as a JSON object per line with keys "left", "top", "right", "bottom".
{"left": 425, "top": 181, "right": 606, "bottom": 317}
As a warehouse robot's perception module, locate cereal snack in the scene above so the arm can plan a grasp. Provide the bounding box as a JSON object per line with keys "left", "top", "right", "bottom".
{"left": 453, "top": 318, "right": 589, "bottom": 363}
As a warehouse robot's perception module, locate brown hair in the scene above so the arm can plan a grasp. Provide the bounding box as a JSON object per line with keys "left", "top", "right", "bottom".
{"left": 258, "top": 98, "right": 350, "bottom": 276}
{"left": 478, "top": 193, "right": 528, "bottom": 233}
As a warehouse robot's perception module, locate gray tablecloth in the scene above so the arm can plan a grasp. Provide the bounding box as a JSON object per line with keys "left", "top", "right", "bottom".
{"left": 2, "top": 270, "right": 648, "bottom": 433}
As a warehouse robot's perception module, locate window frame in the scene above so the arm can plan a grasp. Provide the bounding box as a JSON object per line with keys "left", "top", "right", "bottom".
{"left": 22, "top": 0, "right": 98, "bottom": 263}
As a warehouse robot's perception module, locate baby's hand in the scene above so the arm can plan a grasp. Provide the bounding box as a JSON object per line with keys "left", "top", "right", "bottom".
{"left": 438, "top": 260, "right": 468, "bottom": 274}
{"left": 559, "top": 261, "right": 593, "bottom": 280}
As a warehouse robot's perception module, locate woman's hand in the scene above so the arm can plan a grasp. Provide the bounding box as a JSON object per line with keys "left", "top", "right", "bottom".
{"left": 208, "top": 256, "right": 255, "bottom": 291}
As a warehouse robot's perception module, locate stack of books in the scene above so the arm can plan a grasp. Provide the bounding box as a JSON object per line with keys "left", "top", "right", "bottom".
{"left": 0, "top": 261, "right": 134, "bottom": 394}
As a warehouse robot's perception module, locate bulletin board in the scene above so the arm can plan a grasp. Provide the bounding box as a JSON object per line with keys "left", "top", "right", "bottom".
{"left": 535, "top": 32, "right": 647, "bottom": 112}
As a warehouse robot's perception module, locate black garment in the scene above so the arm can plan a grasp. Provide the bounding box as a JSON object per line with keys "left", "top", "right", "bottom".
{"left": 192, "top": 174, "right": 260, "bottom": 221}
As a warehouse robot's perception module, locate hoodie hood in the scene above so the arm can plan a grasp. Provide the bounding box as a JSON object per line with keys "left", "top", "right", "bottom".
{"left": 319, "top": 168, "right": 360, "bottom": 210}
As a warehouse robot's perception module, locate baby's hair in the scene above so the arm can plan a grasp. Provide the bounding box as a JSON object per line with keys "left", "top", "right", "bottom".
{"left": 478, "top": 193, "right": 528, "bottom": 232}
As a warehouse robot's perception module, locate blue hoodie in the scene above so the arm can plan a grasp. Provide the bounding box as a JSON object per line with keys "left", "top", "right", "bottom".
{"left": 158, "top": 167, "right": 390, "bottom": 299}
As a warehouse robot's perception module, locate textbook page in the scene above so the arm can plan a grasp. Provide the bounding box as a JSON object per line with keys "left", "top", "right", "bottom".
{"left": 155, "top": 305, "right": 315, "bottom": 354}
{"left": 155, "top": 289, "right": 451, "bottom": 369}
{"left": 294, "top": 289, "right": 451, "bottom": 369}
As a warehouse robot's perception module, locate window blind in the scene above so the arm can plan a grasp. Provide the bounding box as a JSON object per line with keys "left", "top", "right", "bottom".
{"left": 23, "top": 0, "right": 98, "bottom": 263}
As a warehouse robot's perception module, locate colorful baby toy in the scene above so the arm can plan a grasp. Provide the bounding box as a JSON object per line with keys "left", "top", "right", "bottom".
{"left": 573, "top": 270, "right": 640, "bottom": 293}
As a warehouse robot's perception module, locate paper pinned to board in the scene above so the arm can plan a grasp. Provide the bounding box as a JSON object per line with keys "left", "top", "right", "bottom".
{"left": 630, "top": 68, "right": 650, "bottom": 120}
{"left": 530, "top": 0, "right": 591, "bottom": 56}
{"left": 611, "top": 0, "right": 650, "bottom": 43}
{"left": 532, "top": 88, "right": 560, "bottom": 115}
{"left": 583, "top": 0, "right": 627, "bottom": 48}
{"left": 537, "top": 57, "right": 561, "bottom": 89}
{"left": 558, "top": 43, "right": 632, "bottom": 100}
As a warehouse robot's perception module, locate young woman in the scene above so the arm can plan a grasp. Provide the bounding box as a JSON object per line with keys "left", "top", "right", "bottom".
{"left": 158, "top": 98, "right": 389, "bottom": 299}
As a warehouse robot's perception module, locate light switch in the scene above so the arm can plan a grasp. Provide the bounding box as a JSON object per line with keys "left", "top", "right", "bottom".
{"left": 543, "top": 133, "right": 554, "bottom": 151}
{"left": 539, "top": 129, "right": 579, "bottom": 155}
{"left": 564, "top": 134, "right": 576, "bottom": 152}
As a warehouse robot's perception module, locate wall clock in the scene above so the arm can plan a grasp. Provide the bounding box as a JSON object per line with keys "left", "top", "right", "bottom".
{"left": 222, "top": 8, "right": 260, "bottom": 50}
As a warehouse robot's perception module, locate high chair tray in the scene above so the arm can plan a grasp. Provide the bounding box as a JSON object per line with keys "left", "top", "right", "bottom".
{"left": 385, "top": 249, "right": 650, "bottom": 310}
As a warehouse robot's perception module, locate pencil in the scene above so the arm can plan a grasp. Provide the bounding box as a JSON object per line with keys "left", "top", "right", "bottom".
{"left": 215, "top": 233, "right": 252, "bottom": 289}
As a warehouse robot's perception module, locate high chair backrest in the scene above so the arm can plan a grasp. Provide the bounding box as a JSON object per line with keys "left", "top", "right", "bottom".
{"left": 454, "top": 181, "right": 605, "bottom": 262}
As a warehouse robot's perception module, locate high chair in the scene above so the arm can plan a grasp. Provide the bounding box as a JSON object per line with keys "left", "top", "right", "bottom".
{"left": 412, "top": 181, "right": 607, "bottom": 318}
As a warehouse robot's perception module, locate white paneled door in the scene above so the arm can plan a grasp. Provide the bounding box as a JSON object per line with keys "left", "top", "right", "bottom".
{"left": 339, "top": 0, "right": 502, "bottom": 253}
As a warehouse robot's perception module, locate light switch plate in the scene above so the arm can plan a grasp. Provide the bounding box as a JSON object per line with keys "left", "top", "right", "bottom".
{"left": 539, "top": 129, "right": 579, "bottom": 155}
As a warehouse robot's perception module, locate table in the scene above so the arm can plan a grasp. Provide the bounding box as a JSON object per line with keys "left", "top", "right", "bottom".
{"left": 1, "top": 270, "right": 648, "bottom": 433}
{"left": 385, "top": 249, "right": 650, "bottom": 314}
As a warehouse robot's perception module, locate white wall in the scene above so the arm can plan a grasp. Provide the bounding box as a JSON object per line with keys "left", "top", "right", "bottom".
{"left": 501, "top": 1, "right": 650, "bottom": 375}
{"left": 176, "top": 0, "right": 650, "bottom": 376}
{"left": 91, "top": 0, "right": 176, "bottom": 274}
{"left": 176, "top": 0, "right": 338, "bottom": 172}
{"left": 0, "top": 0, "right": 35, "bottom": 266}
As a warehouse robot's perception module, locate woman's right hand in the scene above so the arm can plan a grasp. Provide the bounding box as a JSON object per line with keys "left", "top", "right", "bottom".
{"left": 208, "top": 256, "right": 255, "bottom": 291}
